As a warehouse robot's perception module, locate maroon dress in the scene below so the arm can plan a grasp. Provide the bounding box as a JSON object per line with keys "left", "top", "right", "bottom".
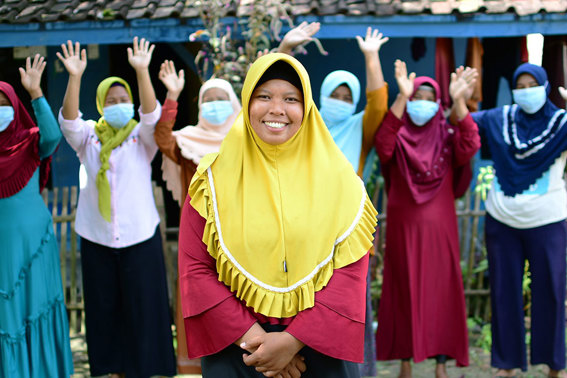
{"left": 374, "top": 108, "right": 480, "bottom": 367}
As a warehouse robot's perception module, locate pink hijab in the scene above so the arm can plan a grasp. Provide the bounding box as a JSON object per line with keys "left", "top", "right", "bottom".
{"left": 162, "top": 78, "right": 241, "bottom": 204}
{"left": 388, "top": 76, "right": 471, "bottom": 204}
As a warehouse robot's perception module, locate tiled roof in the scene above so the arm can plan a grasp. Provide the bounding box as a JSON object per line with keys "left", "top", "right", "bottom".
{"left": 1, "top": 0, "right": 566, "bottom": 24}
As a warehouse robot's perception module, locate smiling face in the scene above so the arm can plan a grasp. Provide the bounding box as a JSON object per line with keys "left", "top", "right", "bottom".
{"left": 330, "top": 84, "right": 353, "bottom": 103}
{"left": 516, "top": 73, "right": 539, "bottom": 89}
{"left": 202, "top": 87, "right": 230, "bottom": 103}
{"left": 104, "top": 85, "right": 131, "bottom": 107}
{"left": 248, "top": 79, "right": 304, "bottom": 145}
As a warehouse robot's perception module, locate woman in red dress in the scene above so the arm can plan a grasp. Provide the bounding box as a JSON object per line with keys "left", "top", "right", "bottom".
{"left": 374, "top": 60, "right": 480, "bottom": 377}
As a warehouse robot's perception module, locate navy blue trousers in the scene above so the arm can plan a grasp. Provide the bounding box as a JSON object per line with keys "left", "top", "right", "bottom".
{"left": 81, "top": 228, "right": 176, "bottom": 377}
{"left": 485, "top": 214, "right": 567, "bottom": 371}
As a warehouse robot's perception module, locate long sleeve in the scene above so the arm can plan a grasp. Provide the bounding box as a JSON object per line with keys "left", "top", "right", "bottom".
{"left": 284, "top": 252, "right": 369, "bottom": 363}
{"left": 374, "top": 110, "right": 403, "bottom": 164}
{"left": 452, "top": 113, "right": 481, "bottom": 166}
{"left": 58, "top": 110, "right": 91, "bottom": 158}
{"left": 154, "top": 99, "right": 182, "bottom": 164}
{"left": 137, "top": 100, "right": 161, "bottom": 160}
{"left": 358, "top": 86, "right": 389, "bottom": 175}
{"left": 178, "top": 195, "right": 256, "bottom": 358}
{"left": 33, "top": 97, "right": 61, "bottom": 159}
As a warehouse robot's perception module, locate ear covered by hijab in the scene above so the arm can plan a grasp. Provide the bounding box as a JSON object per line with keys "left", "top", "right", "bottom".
{"left": 511, "top": 63, "right": 550, "bottom": 114}
{"left": 186, "top": 53, "right": 377, "bottom": 318}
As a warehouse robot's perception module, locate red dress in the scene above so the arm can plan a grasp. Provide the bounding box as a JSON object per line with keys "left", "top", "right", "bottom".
{"left": 374, "top": 111, "right": 480, "bottom": 367}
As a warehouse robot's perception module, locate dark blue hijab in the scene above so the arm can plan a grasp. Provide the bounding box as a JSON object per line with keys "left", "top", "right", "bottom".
{"left": 473, "top": 63, "right": 567, "bottom": 196}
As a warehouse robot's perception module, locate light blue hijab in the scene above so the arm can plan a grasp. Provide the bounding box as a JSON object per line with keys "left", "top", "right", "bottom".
{"left": 319, "top": 70, "right": 364, "bottom": 172}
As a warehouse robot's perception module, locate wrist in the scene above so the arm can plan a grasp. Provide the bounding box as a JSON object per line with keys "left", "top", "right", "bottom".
{"left": 283, "top": 331, "right": 304, "bottom": 354}
{"left": 166, "top": 91, "right": 181, "bottom": 101}
{"left": 397, "top": 93, "right": 410, "bottom": 101}
{"left": 28, "top": 88, "right": 43, "bottom": 100}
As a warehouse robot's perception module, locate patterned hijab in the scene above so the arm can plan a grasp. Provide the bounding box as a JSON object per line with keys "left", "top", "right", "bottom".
{"left": 481, "top": 63, "right": 567, "bottom": 196}
{"left": 187, "top": 53, "right": 377, "bottom": 318}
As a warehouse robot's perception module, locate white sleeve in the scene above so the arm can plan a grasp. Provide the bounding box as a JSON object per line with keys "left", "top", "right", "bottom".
{"left": 137, "top": 100, "right": 161, "bottom": 159}
{"left": 57, "top": 109, "right": 92, "bottom": 159}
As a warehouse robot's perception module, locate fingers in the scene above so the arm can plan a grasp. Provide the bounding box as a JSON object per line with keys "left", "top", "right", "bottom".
{"left": 133, "top": 36, "right": 139, "bottom": 54}
{"left": 18, "top": 67, "right": 25, "bottom": 82}
{"left": 127, "top": 47, "right": 133, "bottom": 61}
{"left": 179, "top": 69, "right": 185, "bottom": 81}
{"left": 304, "top": 21, "right": 320, "bottom": 36}
{"left": 408, "top": 72, "right": 416, "bottom": 82}
{"left": 66, "top": 40, "right": 74, "bottom": 56}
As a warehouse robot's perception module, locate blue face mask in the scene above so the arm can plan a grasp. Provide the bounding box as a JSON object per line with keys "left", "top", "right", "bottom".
{"left": 406, "top": 100, "right": 439, "bottom": 126}
{"left": 0, "top": 106, "right": 14, "bottom": 132}
{"left": 201, "top": 100, "right": 234, "bottom": 125}
{"left": 320, "top": 97, "right": 356, "bottom": 125}
{"left": 512, "top": 85, "right": 547, "bottom": 114}
{"left": 103, "top": 103, "right": 134, "bottom": 129}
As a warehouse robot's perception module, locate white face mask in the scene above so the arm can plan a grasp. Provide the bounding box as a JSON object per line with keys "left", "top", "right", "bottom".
{"left": 406, "top": 100, "right": 439, "bottom": 126}
{"left": 0, "top": 106, "right": 14, "bottom": 132}
{"left": 512, "top": 85, "right": 547, "bottom": 114}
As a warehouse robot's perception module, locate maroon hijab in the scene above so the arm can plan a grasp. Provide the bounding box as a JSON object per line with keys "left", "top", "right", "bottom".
{"left": 391, "top": 76, "right": 471, "bottom": 204}
{"left": 0, "top": 82, "right": 50, "bottom": 199}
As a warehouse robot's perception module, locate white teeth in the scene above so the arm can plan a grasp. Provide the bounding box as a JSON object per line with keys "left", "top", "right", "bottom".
{"left": 265, "top": 121, "right": 286, "bottom": 129}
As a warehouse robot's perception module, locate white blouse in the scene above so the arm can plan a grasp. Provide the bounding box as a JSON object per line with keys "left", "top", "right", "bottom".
{"left": 58, "top": 102, "right": 162, "bottom": 248}
{"left": 486, "top": 151, "right": 567, "bottom": 229}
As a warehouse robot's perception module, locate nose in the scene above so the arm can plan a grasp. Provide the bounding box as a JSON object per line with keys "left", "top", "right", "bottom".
{"left": 269, "top": 99, "right": 285, "bottom": 115}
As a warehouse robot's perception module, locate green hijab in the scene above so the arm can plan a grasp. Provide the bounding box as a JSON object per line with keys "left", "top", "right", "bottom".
{"left": 94, "top": 77, "right": 138, "bottom": 222}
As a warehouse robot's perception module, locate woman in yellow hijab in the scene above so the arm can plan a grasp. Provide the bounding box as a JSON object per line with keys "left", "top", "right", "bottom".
{"left": 57, "top": 38, "right": 175, "bottom": 377}
{"left": 178, "top": 53, "right": 377, "bottom": 377}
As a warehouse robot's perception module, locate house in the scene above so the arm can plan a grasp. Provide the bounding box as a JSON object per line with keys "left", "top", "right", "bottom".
{"left": 1, "top": 0, "right": 565, "bottom": 192}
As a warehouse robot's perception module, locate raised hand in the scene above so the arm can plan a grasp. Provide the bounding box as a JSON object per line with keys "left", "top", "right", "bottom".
{"left": 395, "top": 59, "right": 415, "bottom": 99}
{"left": 356, "top": 27, "right": 389, "bottom": 55}
{"left": 56, "top": 40, "right": 87, "bottom": 77}
{"left": 19, "top": 54, "right": 46, "bottom": 99}
{"left": 128, "top": 37, "right": 155, "bottom": 72}
{"left": 279, "top": 21, "right": 320, "bottom": 54}
{"left": 159, "top": 60, "right": 185, "bottom": 101}
{"left": 450, "top": 66, "right": 478, "bottom": 102}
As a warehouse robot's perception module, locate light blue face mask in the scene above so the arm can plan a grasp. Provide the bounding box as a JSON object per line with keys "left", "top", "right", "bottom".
{"left": 320, "top": 97, "right": 356, "bottom": 125}
{"left": 406, "top": 100, "right": 439, "bottom": 126}
{"left": 0, "top": 106, "right": 14, "bottom": 132}
{"left": 200, "top": 100, "right": 234, "bottom": 125}
{"left": 103, "top": 103, "right": 134, "bottom": 129}
{"left": 512, "top": 85, "right": 547, "bottom": 114}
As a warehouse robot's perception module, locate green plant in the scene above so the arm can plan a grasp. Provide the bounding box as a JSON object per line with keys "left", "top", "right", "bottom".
{"left": 474, "top": 165, "right": 494, "bottom": 201}
{"left": 187, "top": 0, "right": 326, "bottom": 95}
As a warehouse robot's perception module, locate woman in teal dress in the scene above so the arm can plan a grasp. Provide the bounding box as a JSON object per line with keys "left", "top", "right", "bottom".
{"left": 0, "top": 55, "right": 73, "bottom": 377}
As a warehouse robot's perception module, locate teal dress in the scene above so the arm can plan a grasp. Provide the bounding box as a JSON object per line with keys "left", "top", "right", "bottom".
{"left": 0, "top": 97, "right": 73, "bottom": 377}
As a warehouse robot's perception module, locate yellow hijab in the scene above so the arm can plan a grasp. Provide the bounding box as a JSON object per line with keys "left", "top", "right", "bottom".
{"left": 188, "top": 53, "right": 377, "bottom": 317}
{"left": 94, "top": 77, "right": 138, "bottom": 222}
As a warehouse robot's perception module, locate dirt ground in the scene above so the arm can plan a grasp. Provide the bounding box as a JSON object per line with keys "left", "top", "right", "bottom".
{"left": 71, "top": 334, "right": 551, "bottom": 378}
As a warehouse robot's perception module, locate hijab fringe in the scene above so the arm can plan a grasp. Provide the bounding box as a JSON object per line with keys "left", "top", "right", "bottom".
{"left": 189, "top": 155, "right": 378, "bottom": 318}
